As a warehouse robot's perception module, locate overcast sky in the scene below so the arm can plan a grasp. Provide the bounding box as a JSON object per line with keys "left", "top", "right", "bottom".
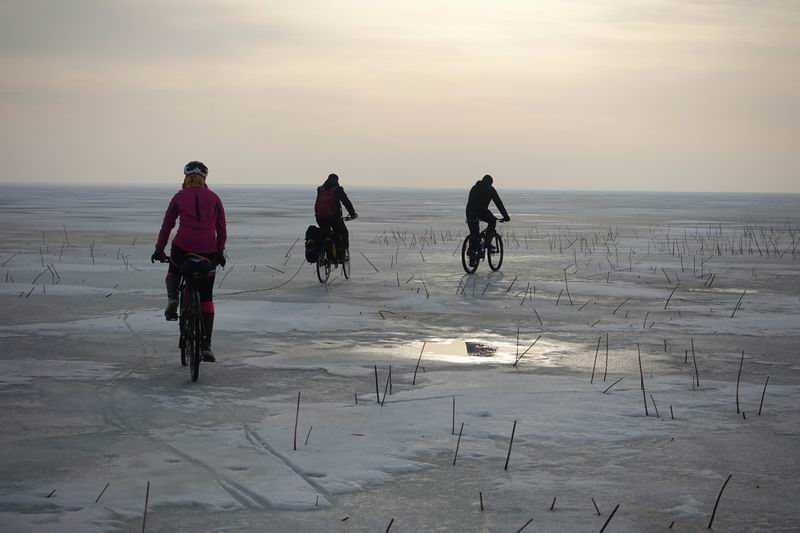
{"left": 1, "top": 0, "right": 798, "bottom": 192}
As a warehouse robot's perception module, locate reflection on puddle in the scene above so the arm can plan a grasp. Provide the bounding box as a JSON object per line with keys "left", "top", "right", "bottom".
{"left": 424, "top": 341, "right": 497, "bottom": 358}
{"left": 353, "top": 337, "right": 585, "bottom": 368}
{"left": 422, "top": 338, "right": 567, "bottom": 367}
{"left": 465, "top": 342, "right": 497, "bottom": 357}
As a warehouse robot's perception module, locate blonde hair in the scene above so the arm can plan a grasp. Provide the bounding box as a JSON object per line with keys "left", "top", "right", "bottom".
{"left": 183, "top": 174, "right": 207, "bottom": 189}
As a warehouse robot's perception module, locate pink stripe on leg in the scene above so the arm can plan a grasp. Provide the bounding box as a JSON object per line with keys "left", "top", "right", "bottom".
{"left": 200, "top": 301, "right": 215, "bottom": 314}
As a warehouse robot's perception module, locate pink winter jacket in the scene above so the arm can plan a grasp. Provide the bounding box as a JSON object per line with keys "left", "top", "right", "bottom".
{"left": 156, "top": 187, "right": 227, "bottom": 255}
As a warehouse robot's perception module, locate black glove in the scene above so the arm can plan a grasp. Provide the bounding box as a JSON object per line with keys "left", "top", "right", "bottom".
{"left": 151, "top": 249, "right": 167, "bottom": 263}
{"left": 502, "top": 216, "right": 511, "bottom": 222}
{"left": 213, "top": 251, "right": 227, "bottom": 268}
{"left": 349, "top": 213, "right": 358, "bottom": 220}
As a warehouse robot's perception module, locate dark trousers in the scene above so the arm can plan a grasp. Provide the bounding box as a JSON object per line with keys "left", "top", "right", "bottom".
{"left": 466, "top": 209, "right": 496, "bottom": 253}
{"left": 166, "top": 245, "right": 216, "bottom": 306}
{"left": 166, "top": 245, "right": 217, "bottom": 347}
{"left": 317, "top": 217, "right": 349, "bottom": 251}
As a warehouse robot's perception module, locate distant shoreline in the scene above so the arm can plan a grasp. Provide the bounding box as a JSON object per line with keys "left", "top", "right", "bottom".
{"left": 1, "top": 182, "right": 799, "bottom": 197}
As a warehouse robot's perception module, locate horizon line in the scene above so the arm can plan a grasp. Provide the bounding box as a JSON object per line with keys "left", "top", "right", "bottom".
{"left": 1, "top": 180, "right": 799, "bottom": 196}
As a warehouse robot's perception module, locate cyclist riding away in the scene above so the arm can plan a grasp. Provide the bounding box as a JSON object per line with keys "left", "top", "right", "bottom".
{"left": 315, "top": 173, "right": 357, "bottom": 256}
{"left": 466, "top": 174, "right": 510, "bottom": 267}
{"left": 151, "top": 161, "right": 227, "bottom": 362}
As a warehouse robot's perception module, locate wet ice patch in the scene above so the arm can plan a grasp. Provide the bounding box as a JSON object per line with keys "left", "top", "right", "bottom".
{"left": 0, "top": 359, "right": 120, "bottom": 386}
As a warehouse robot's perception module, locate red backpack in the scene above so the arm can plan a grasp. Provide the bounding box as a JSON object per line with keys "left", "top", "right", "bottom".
{"left": 315, "top": 187, "right": 338, "bottom": 220}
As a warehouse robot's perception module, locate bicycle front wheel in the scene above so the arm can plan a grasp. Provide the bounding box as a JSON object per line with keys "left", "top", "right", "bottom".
{"left": 487, "top": 233, "right": 504, "bottom": 271}
{"left": 461, "top": 236, "right": 478, "bottom": 274}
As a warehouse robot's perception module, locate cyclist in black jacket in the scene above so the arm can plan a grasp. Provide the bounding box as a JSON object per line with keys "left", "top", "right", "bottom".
{"left": 466, "top": 175, "right": 510, "bottom": 262}
{"left": 315, "top": 173, "right": 357, "bottom": 251}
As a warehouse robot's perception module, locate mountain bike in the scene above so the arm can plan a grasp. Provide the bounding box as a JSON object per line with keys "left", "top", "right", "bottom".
{"left": 316, "top": 215, "right": 355, "bottom": 284}
{"left": 461, "top": 219, "right": 504, "bottom": 274}
{"left": 161, "top": 254, "right": 216, "bottom": 382}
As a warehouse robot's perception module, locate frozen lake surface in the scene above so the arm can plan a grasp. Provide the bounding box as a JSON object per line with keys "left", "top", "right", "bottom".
{"left": 1, "top": 185, "right": 799, "bottom": 532}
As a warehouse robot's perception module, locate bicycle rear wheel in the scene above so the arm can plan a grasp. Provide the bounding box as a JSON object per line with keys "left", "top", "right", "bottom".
{"left": 316, "top": 242, "right": 331, "bottom": 283}
{"left": 178, "top": 286, "right": 187, "bottom": 366}
{"left": 342, "top": 250, "right": 350, "bottom": 279}
{"left": 188, "top": 291, "right": 201, "bottom": 382}
{"left": 461, "top": 236, "right": 478, "bottom": 274}
{"left": 487, "top": 233, "right": 504, "bottom": 271}
{"left": 179, "top": 316, "right": 187, "bottom": 367}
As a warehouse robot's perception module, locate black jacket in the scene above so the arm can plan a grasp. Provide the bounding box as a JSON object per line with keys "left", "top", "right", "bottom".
{"left": 317, "top": 185, "right": 356, "bottom": 219}
{"left": 466, "top": 181, "right": 509, "bottom": 219}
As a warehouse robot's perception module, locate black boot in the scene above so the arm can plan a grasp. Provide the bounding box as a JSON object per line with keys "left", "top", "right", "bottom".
{"left": 165, "top": 275, "right": 180, "bottom": 321}
{"left": 201, "top": 312, "right": 216, "bottom": 362}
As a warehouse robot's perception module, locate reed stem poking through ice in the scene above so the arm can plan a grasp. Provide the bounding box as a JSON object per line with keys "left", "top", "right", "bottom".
{"left": 736, "top": 350, "right": 744, "bottom": 414}
{"left": 731, "top": 289, "right": 746, "bottom": 318}
{"left": 95, "top": 482, "right": 110, "bottom": 504}
{"left": 599, "top": 504, "right": 619, "bottom": 532}
{"left": 452, "top": 422, "right": 464, "bottom": 465}
{"left": 516, "top": 518, "right": 534, "bottom": 532}
{"left": 758, "top": 376, "right": 769, "bottom": 415}
{"left": 513, "top": 336, "right": 541, "bottom": 366}
{"left": 381, "top": 367, "right": 391, "bottom": 406}
{"left": 361, "top": 252, "right": 380, "bottom": 273}
{"left": 141, "top": 481, "right": 150, "bottom": 533}
{"left": 637, "top": 344, "right": 649, "bottom": 416}
{"left": 602, "top": 377, "right": 623, "bottom": 394}
{"left": 504, "top": 420, "right": 517, "bottom": 471}
{"left": 412, "top": 341, "right": 426, "bottom": 385}
{"left": 374, "top": 365, "right": 380, "bottom": 403}
{"left": 707, "top": 474, "right": 733, "bottom": 529}
{"left": 293, "top": 392, "right": 301, "bottom": 451}
{"left": 650, "top": 393, "right": 660, "bottom": 418}
{"left": 451, "top": 397, "right": 455, "bottom": 435}
{"left": 665, "top": 283, "right": 680, "bottom": 309}
{"left": 692, "top": 342, "right": 700, "bottom": 388}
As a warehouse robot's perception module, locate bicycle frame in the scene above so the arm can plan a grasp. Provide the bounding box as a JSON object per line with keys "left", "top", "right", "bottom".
{"left": 164, "top": 254, "right": 214, "bottom": 382}
{"left": 462, "top": 218, "right": 505, "bottom": 273}
{"left": 315, "top": 216, "right": 354, "bottom": 283}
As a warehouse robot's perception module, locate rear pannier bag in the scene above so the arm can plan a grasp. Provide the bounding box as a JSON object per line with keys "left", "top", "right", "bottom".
{"left": 305, "top": 225, "right": 320, "bottom": 263}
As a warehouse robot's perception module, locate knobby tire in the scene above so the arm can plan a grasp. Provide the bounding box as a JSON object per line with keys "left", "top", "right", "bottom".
{"left": 316, "top": 241, "right": 331, "bottom": 284}
{"left": 461, "top": 236, "right": 478, "bottom": 274}
{"left": 189, "top": 289, "right": 201, "bottom": 382}
{"left": 342, "top": 250, "right": 351, "bottom": 279}
{"left": 488, "top": 233, "right": 504, "bottom": 271}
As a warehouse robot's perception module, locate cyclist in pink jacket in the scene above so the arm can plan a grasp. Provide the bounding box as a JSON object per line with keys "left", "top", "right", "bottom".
{"left": 151, "top": 161, "right": 227, "bottom": 361}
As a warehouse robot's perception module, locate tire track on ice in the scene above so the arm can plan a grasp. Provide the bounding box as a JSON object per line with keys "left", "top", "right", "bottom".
{"left": 95, "top": 312, "right": 161, "bottom": 429}
{"left": 195, "top": 388, "right": 334, "bottom": 505}
{"left": 103, "top": 377, "right": 272, "bottom": 510}
{"left": 94, "top": 312, "right": 273, "bottom": 510}
{"left": 243, "top": 424, "right": 334, "bottom": 503}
